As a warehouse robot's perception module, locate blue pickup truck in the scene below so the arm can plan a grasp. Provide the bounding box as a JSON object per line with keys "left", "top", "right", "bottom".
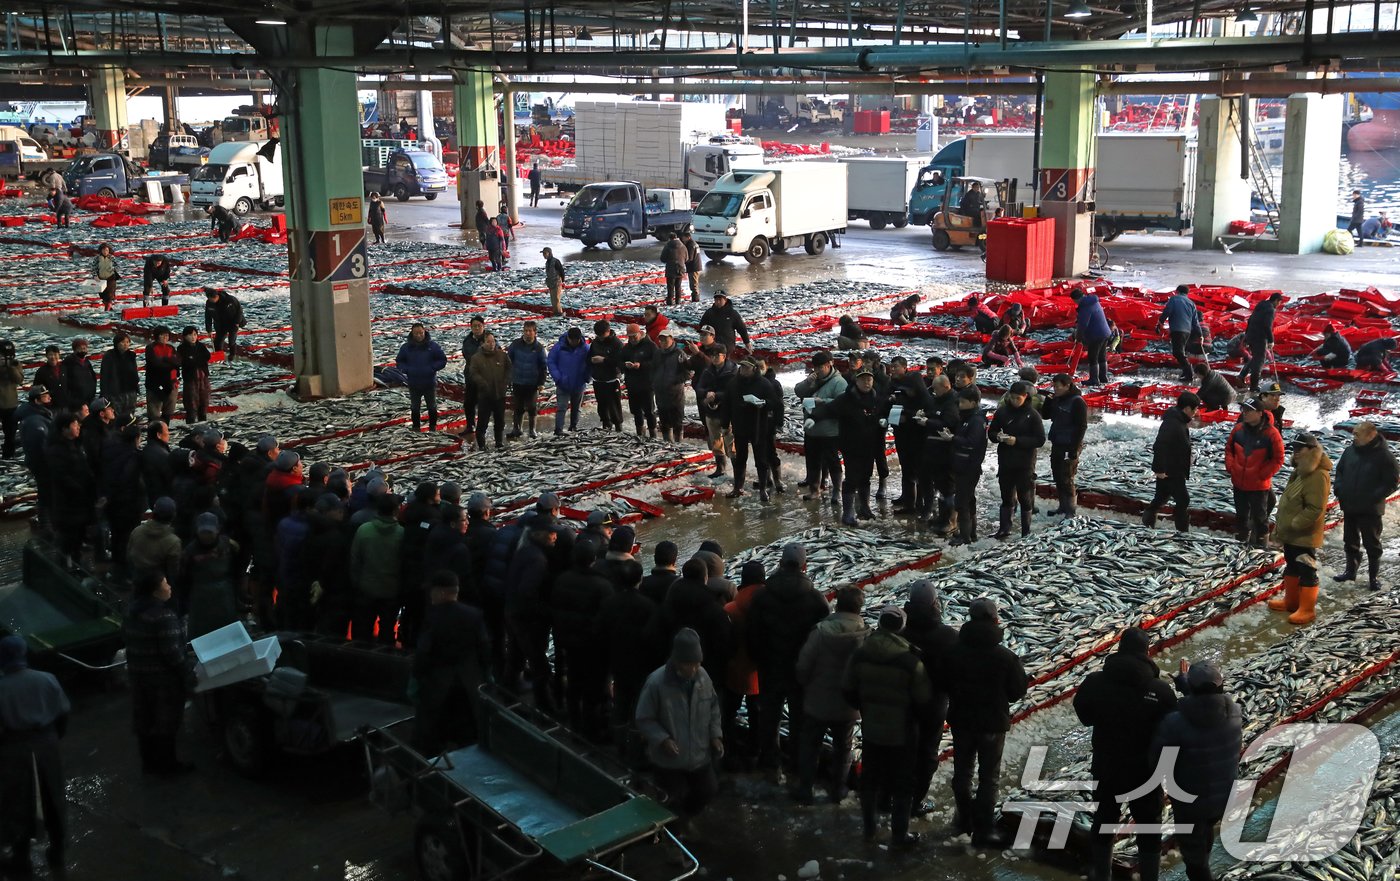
{"left": 362, "top": 148, "right": 449, "bottom": 202}
{"left": 61, "top": 152, "right": 188, "bottom": 198}
{"left": 561, "top": 182, "right": 693, "bottom": 251}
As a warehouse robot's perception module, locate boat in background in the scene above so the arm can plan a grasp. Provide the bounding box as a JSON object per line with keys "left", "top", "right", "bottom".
{"left": 1347, "top": 72, "right": 1400, "bottom": 152}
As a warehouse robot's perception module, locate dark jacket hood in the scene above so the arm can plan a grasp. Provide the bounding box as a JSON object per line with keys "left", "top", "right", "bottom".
{"left": 958, "top": 617, "right": 1003, "bottom": 648}
{"left": 1104, "top": 649, "right": 1159, "bottom": 685}
{"left": 1179, "top": 692, "right": 1237, "bottom": 729}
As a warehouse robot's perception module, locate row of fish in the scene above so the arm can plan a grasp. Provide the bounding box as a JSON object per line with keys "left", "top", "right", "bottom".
{"left": 723, "top": 525, "right": 942, "bottom": 592}
{"left": 382, "top": 260, "right": 664, "bottom": 303}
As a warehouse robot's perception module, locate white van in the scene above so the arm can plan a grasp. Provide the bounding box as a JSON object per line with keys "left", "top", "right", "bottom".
{"left": 190, "top": 139, "right": 284, "bottom": 214}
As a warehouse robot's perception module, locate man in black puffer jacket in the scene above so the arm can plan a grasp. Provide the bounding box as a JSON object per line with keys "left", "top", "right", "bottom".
{"left": 1074, "top": 628, "right": 1178, "bottom": 881}
{"left": 987, "top": 381, "right": 1046, "bottom": 539}
{"left": 1151, "top": 662, "right": 1242, "bottom": 881}
{"left": 1040, "top": 374, "right": 1088, "bottom": 517}
{"left": 598, "top": 558, "right": 655, "bottom": 745}
{"left": 883, "top": 356, "right": 933, "bottom": 514}
{"left": 1142, "top": 392, "right": 1199, "bottom": 533}
{"left": 902, "top": 580, "right": 959, "bottom": 819}
{"left": 551, "top": 540, "right": 614, "bottom": 739}
{"left": 648, "top": 558, "right": 732, "bottom": 684}
{"left": 1332, "top": 420, "right": 1399, "bottom": 590}
{"left": 941, "top": 598, "right": 1028, "bottom": 849}
{"left": 746, "top": 543, "right": 829, "bottom": 769}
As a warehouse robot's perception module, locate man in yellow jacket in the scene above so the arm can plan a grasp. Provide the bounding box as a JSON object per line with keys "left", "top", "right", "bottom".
{"left": 1268, "top": 432, "right": 1333, "bottom": 625}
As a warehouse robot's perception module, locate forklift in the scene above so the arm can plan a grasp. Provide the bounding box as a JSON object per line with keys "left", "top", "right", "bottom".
{"left": 929, "top": 175, "right": 1016, "bottom": 254}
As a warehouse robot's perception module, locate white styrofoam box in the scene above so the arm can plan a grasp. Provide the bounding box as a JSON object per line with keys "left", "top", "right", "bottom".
{"left": 195, "top": 635, "right": 282, "bottom": 693}
{"left": 191, "top": 622, "right": 256, "bottom": 677}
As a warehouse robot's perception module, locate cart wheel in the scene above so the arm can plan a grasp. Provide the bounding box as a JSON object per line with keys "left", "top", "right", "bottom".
{"left": 415, "top": 821, "right": 473, "bottom": 881}
{"left": 222, "top": 703, "right": 271, "bottom": 777}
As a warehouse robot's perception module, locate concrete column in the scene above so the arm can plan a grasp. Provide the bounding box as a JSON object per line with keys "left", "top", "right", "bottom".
{"left": 89, "top": 66, "right": 128, "bottom": 151}
{"left": 455, "top": 70, "right": 500, "bottom": 239}
{"left": 417, "top": 85, "right": 440, "bottom": 158}
{"left": 501, "top": 84, "right": 519, "bottom": 224}
{"left": 163, "top": 86, "right": 180, "bottom": 133}
{"left": 1276, "top": 93, "right": 1344, "bottom": 254}
{"left": 280, "top": 25, "right": 372, "bottom": 399}
{"left": 1038, "top": 67, "right": 1096, "bottom": 277}
{"left": 1192, "top": 97, "right": 1252, "bottom": 250}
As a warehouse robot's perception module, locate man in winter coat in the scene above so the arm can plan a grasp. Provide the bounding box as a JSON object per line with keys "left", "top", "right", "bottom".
{"left": 890, "top": 294, "right": 921, "bottom": 326}
{"left": 1151, "top": 662, "right": 1242, "bottom": 881}
{"left": 140, "top": 421, "right": 174, "bottom": 507}
{"left": 795, "top": 351, "right": 847, "bottom": 500}
{"left": 1142, "top": 392, "right": 1200, "bottom": 532}
{"left": 0, "top": 340, "right": 20, "bottom": 460}
{"left": 1311, "top": 325, "right": 1353, "bottom": 368}
{"left": 881, "top": 357, "right": 932, "bottom": 514}
{"left": 641, "top": 305, "right": 670, "bottom": 343}
{"left": 987, "top": 380, "right": 1046, "bottom": 539}
{"left": 620, "top": 323, "right": 659, "bottom": 437}
{"left": 46, "top": 412, "right": 95, "bottom": 563}
{"left": 723, "top": 357, "right": 783, "bottom": 501}
{"left": 698, "top": 291, "right": 751, "bottom": 354}
{"left": 1266, "top": 432, "right": 1333, "bottom": 625}
{"left": 950, "top": 387, "right": 988, "bottom": 545}
{"left": 912, "top": 373, "right": 957, "bottom": 528}
{"left": 541, "top": 247, "right": 565, "bottom": 316}
{"left": 901, "top": 580, "right": 958, "bottom": 817}
{"left": 100, "top": 332, "right": 140, "bottom": 420}
{"left": 61, "top": 339, "right": 98, "bottom": 415}
{"left": 547, "top": 327, "right": 590, "bottom": 435}
{"left": 1331, "top": 420, "right": 1398, "bottom": 590}
{"left": 1157, "top": 285, "right": 1205, "bottom": 382}
{"left": 506, "top": 321, "right": 547, "bottom": 438}
{"left": 639, "top": 541, "right": 679, "bottom": 604}
{"left": 635, "top": 629, "right": 724, "bottom": 827}
{"left": 682, "top": 229, "right": 703, "bottom": 301}
{"left": 1070, "top": 288, "right": 1112, "bottom": 386}
{"left": 842, "top": 604, "right": 931, "bottom": 847}
{"left": 32, "top": 347, "right": 64, "bottom": 408}
{"left": 660, "top": 232, "right": 686, "bottom": 305}
{"left": 1225, "top": 401, "right": 1285, "bottom": 547}
{"left": 145, "top": 327, "right": 179, "bottom": 422}
{"left": 1041, "top": 374, "right": 1088, "bottom": 517}
{"left": 814, "top": 368, "right": 887, "bottom": 526}
{"left": 651, "top": 332, "right": 689, "bottom": 442}
{"left": 1192, "top": 362, "right": 1234, "bottom": 411}
{"left": 1237, "top": 292, "right": 1282, "bottom": 393}
{"left": 551, "top": 541, "right": 614, "bottom": 739}
{"left": 1355, "top": 337, "right": 1397, "bottom": 371}
{"left": 0, "top": 635, "right": 71, "bottom": 874}
{"left": 204, "top": 288, "right": 244, "bottom": 360}
{"left": 395, "top": 323, "right": 447, "bottom": 432}
{"left": 469, "top": 333, "right": 512, "bottom": 450}
{"left": 413, "top": 571, "right": 491, "bottom": 755}
{"left": 18, "top": 387, "right": 55, "bottom": 523}
{"left": 459, "top": 316, "right": 488, "bottom": 434}
{"left": 141, "top": 254, "right": 174, "bottom": 307}
{"left": 942, "top": 598, "right": 1028, "bottom": 848}
{"left": 649, "top": 557, "right": 732, "bottom": 684}
{"left": 598, "top": 557, "right": 656, "bottom": 743}
{"left": 696, "top": 345, "right": 738, "bottom": 479}
{"left": 1073, "top": 628, "right": 1178, "bottom": 881}
{"left": 350, "top": 492, "right": 404, "bottom": 644}
{"left": 503, "top": 517, "right": 561, "bottom": 713}
{"left": 792, "top": 586, "right": 867, "bottom": 805}
{"left": 588, "top": 320, "right": 625, "bottom": 431}
{"left": 746, "top": 544, "right": 829, "bottom": 769}
{"left": 128, "top": 497, "right": 182, "bottom": 586}
{"left": 176, "top": 327, "right": 212, "bottom": 424}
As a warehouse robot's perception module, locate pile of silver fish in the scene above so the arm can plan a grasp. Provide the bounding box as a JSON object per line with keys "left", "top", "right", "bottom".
{"left": 0, "top": 459, "right": 37, "bottom": 514}
{"left": 178, "top": 388, "right": 419, "bottom": 447}
{"left": 656, "top": 280, "right": 909, "bottom": 330}
{"left": 724, "top": 525, "right": 940, "bottom": 591}
{"left": 506, "top": 281, "right": 666, "bottom": 314}
{"left": 383, "top": 260, "right": 663, "bottom": 303}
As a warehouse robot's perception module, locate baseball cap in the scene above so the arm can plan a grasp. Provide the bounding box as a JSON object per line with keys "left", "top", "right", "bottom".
{"left": 29, "top": 384, "right": 49, "bottom": 400}
{"left": 625, "top": 323, "right": 642, "bottom": 335}
{"left": 152, "top": 496, "right": 177, "bottom": 522}
{"left": 1187, "top": 662, "right": 1224, "bottom": 690}
{"left": 255, "top": 434, "right": 279, "bottom": 454}
{"left": 586, "top": 510, "right": 615, "bottom": 528}
{"left": 1291, "top": 431, "right": 1320, "bottom": 449}
{"left": 467, "top": 492, "right": 491, "bottom": 514}
{"left": 1259, "top": 381, "right": 1283, "bottom": 396}
{"left": 201, "top": 427, "right": 224, "bottom": 445}
{"left": 698, "top": 325, "right": 716, "bottom": 336}
{"left": 713, "top": 290, "right": 729, "bottom": 300}
{"left": 536, "top": 491, "right": 561, "bottom": 511}
{"left": 780, "top": 543, "right": 806, "bottom": 567}
{"left": 1240, "top": 398, "right": 1261, "bottom": 412}
{"left": 854, "top": 367, "right": 874, "bottom": 378}
{"left": 91, "top": 396, "right": 112, "bottom": 411}
{"left": 274, "top": 449, "right": 301, "bottom": 472}
{"left": 194, "top": 512, "right": 221, "bottom": 536}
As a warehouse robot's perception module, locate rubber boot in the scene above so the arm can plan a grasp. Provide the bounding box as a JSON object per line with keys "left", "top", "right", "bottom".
{"left": 1334, "top": 550, "right": 1360, "bottom": 582}
{"left": 931, "top": 500, "right": 954, "bottom": 536}
{"left": 892, "top": 474, "right": 916, "bottom": 511}
{"left": 857, "top": 488, "right": 876, "bottom": 520}
{"left": 1288, "top": 586, "right": 1319, "bottom": 625}
{"left": 841, "top": 489, "right": 857, "bottom": 526}
{"left": 1368, "top": 556, "right": 1382, "bottom": 590}
{"left": 757, "top": 464, "right": 771, "bottom": 503}
{"left": 1141, "top": 506, "right": 1158, "bottom": 528}
{"left": 994, "top": 505, "right": 1012, "bottom": 539}
{"left": 1020, "top": 505, "right": 1032, "bottom": 538}
{"left": 727, "top": 464, "right": 747, "bottom": 498}
{"left": 875, "top": 475, "right": 887, "bottom": 500}
{"left": 1267, "top": 575, "right": 1301, "bottom": 613}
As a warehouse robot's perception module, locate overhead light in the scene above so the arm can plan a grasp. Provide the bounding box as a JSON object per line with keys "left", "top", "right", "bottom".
{"left": 676, "top": 14, "right": 692, "bottom": 30}
{"left": 1236, "top": 4, "right": 1258, "bottom": 22}
{"left": 649, "top": 34, "right": 662, "bottom": 45}
{"left": 724, "top": 37, "right": 735, "bottom": 48}
{"left": 576, "top": 27, "right": 594, "bottom": 41}
{"left": 255, "top": 15, "right": 287, "bottom": 25}
{"left": 1064, "top": 0, "right": 1092, "bottom": 17}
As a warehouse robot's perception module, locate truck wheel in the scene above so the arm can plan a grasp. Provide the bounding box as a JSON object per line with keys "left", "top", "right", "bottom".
{"left": 222, "top": 703, "right": 272, "bottom": 777}
{"left": 393, "top": 184, "right": 411, "bottom": 202}
{"left": 415, "top": 821, "right": 475, "bottom": 881}
{"left": 894, "top": 217, "right": 909, "bottom": 229}
{"left": 869, "top": 218, "right": 887, "bottom": 231}
{"left": 98, "top": 187, "right": 116, "bottom": 199}
{"left": 423, "top": 192, "right": 438, "bottom": 201}
{"left": 804, "top": 233, "right": 828, "bottom": 255}
{"left": 704, "top": 250, "right": 727, "bottom": 262}
{"left": 233, "top": 197, "right": 254, "bottom": 216}
{"left": 607, "top": 228, "right": 630, "bottom": 251}
{"left": 932, "top": 229, "right": 952, "bottom": 252}
{"left": 743, "top": 238, "right": 770, "bottom": 264}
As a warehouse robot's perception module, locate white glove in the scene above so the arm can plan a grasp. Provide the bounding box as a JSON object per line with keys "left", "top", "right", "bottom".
{"left": 743, "top": 394, "right": 763, "bottom": 406}
{"left": 912, "top": 414, "right": 928, "bottom": 425}
{"left": 804, "top": 418, "right": 816, "bottom": 430}
{"left": 936, "top": 428, "right": 954, "bottom": 440}
{"left": 878, "top": 419, "right": 887, "bottom": 428}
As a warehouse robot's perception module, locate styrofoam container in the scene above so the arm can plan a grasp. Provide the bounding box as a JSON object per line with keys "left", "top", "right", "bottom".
{"left": 194, "top": 636, "right": 282, "bottom": 693}
{"left": 190, "top": 622, "right": 256, "bottom": 677}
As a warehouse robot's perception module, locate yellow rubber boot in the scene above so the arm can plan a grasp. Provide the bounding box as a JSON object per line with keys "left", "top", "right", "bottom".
{"left": 1267, "top": 575, "right": 1300, "bottom": 613}
{"left": 1289, "top": 587, "right": 1319, "bottom": 625}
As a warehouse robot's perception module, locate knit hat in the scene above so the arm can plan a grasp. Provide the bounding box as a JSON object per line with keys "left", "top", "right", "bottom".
{"left": 536, "top": 491, "right": 560, "bottom": 511}
{"left": 1119, "top": 626, "right": 1151, "bottom": 656}
{"left": 968, "top": 597, "right": 999, "bottom": 622}
{"left": 467, "top": 492, "right": 491, "bottom": 514}
{"left": 699, "top": 539, "right": 724, "bottom": 558}
{"left": 1009, "top": 380, "right": 1035, "bottom": 397}
{"left": 274, "top": 449, "right": 300, "bottom": 471}
{"left": 608, "top": 525, "right": 636, "bottom": 552}
{"left": 780, "top": 543, "right": 806, "bottom": 567}
{"left": 440, "top": 481, "right": 461, "bottom": 504}
{"left": 907, "top": 579, "right": 938, "bottom": 610}
{"left": 877, "top": 604, "right": 907, "bottom": 632}
{"left": 0, "top": 635, "right": 27, "bottom": 671}
{"left": 314, "top": 493, "right": 344, "bottom": 514}
{"left": 671, "top": 628, "right": 704, "bottom": 664}
{"left": 625, "top": 323, "right": 642, "bottom": 335}
{"left": 255, "top": 434, "right": 279, "bottom": 454}
{"left": 194, "top": 512, "right": 221, "bottom": 536}
{"left": 811, "top": 350, "right": 833, "bottom": 366}
{"left": 152, "top": 496, "right": 177, "bottom": 522}
{"left": 1187, "top": 662, "right": 1224, "bottom": 690}
{"left": 740, "top": 560, "right": 766, "bottom": 586}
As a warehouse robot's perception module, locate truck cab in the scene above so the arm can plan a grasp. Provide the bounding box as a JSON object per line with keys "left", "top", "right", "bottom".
{"left": 0, "top": 126, "right": 52, "bottom": 179}
{"left": 682, "top": 137, "right": 766, "bottom": 198}
{"left": 191, "top": 139, "right": 283, "bottom": 214}
{"left": 795, "top": 98, "right": 843, "bottom": 126}
{"left": 362, "top": 148, "right": 448, "bottom": 202}
{"left": 561, "top": 181, "right": 693, "bottom": 251}
{"left": 908, "top": 138, "right": 965, "bottom": 226}
{"left": 62, "top": 152, "right": 141, "bottom": 197}
{"left": 219, "top": 114, "right": 271, "bottom": 143}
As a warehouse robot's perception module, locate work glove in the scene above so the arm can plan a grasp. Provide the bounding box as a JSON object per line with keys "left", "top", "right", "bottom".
{"left": 878, "top": 419, "right": 887, "bottom": 428}
{"left": 743, "top": 394, "right": 763, "bottom": 406}
{"left": 804, "top": 418, "right": 816, "bottom": 431}
{"left": 936, "top": 428, "right": 954, "bottom": 440}
{"left": 310, "top": 581, "right": 324, "bottom": 605}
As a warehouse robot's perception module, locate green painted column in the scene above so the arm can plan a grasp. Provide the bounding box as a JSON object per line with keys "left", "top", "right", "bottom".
{"left": 90, "top": 66, "right": 128, "bottom": 151}
{"left": 1038, "top": 68, "right": 1096, "bottom": 277}
{"left": 453, "top": 69, "right": 500, "bottom": 239}
{"left": 280, "top": 25, "right": 372, "bottom": 398}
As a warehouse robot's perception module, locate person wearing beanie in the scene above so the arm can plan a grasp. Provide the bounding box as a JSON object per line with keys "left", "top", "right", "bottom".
{"left": 889, "top": 359, "right": 938, "bottom": 519}
{"left": 1225, "top": 398, "right": 1285, "bottom": 548}
{"left": 640, "top": 541, "right": 680, "bottom": 605}
{"left": 1267, "top": 432, "right": 1333, "bottom": 625}
{"left": 1041, "top": 373, "right": 1088, "bottom": 517}
{"left": 0, "top": 635, "right": 71, "bottom": 874}
{"left": 503, "top": 514, "right": 563, "bottom": 714}
{"left": 123, "top": 572, "right": 195, "bottom": 777}
{"left": 1151, "top": 660, "right": 1242, "bottom": 881}
{"left": 176, "top": 325, "right": 212, "bottom": 424}
{"left": 812, "top": 365, "right": 886, "bottom": 525}
{"left": 588, "top": 320, "right": 625, "bottom": 431}
{"left": 699, "top": 290, "right": 751, "bottom": 355}
{"left": 127, "top": 496, "right": 183, "bottom": 586}
{"left": 599, "top": 557, "right": 657, "bottom": 745}
{"left": 941, "top": 597, "right": 1028, "bottom": 848}
{"left": 635, "top": 628, "right": 724, "bottom": 828}
{"left": 621, "top": 323, "right": 659, "bottom": 438}
{"left": 1331, "top": 420, "right": 1398, "bottom": 590}
{"left": 841, "top": 602, "right": 931, "bottom": 847}
{"left": 263, "top": 449, "right": 305, "bottom": 532}
{"left": 180, "top": 510, "right": 241, "bottom": 639}
{"left": 595, "top": 525, "right": 639, "bottom": 591}
{"left": 1310, "top": 324, "right": 1353, "bottom": 368}
{"left": 747, "top": 543, "right": 828, "bottom": 769}
{"left": 987, "top": 379, "right": 1046, "bottom": 539}
{"left": 1073, "top": 628, "right": 1178, "bottom": 881}
{"left": 550, "top": 541, "right": 615, "bottom": 739}
{"left": 795, "top": 350, "right": 848, "bottom": 501}
{"left": 1141, "top": 392, "right": 1201, "bottom": 533}
{"left": 792, "top": 587, "right": 869, "bottom": 805}
{"left": 1156, "top": 285, "right": 1204, "bottom": 383}
{"left": 350, "top": 491, "right": 405, "bottom": 644}
{"left": 902, "top": 580, "right": 959, "bottom": 817}
{"left": 547, "top": 327, "right": 591, "bottom": 435}
{"left": 1236, "top": 291, "right": 1282, "bottom": 393}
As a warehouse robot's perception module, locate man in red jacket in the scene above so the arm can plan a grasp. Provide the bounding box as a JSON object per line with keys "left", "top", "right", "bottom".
{"left": 641, "top": 305, "right": 670, "bottom": 344}
{"left": 144, "top": 327, "right": 179, "bottom": 422}
{"left": 1225, "top": 400, "right": 1285, "bottom": 547}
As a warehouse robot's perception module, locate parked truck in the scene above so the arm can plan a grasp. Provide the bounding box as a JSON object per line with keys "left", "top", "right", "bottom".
{"left": 60, "top": 152, "right": 188, "bottom": 198}
{"left": 692, "top": 163, "right": 848, "bottom": 264}
{"left": 0, "top": 125, "right": 67, "bottom": 180}
{"left": 561, "top": 184, "right": 693, "bottom": 251}
{"left": 908, "top": 132, "right": 1197, "bottom": 238}
{"left": 190, "top": 139, "right": 284, "bottom": 215}
{"left": 362, "top": 145, "right": 448, "bottom": 201}
{"left": 544, "top": 100, "right": 765, "bottom": 199}
{"left": 842, "top": 156, "right": 924, "bottom": 229}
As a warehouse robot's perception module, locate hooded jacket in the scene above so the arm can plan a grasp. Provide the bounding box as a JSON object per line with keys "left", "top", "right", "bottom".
{"left": 350, "top": 515, "right": 403, "bottom": 599}
{"left": 794, "top": 368, "right": 847, "bottom": 439}
{"left": 1074, "top": 294, "right": 1111, "bottom": 343}
{"left": 547, "top": 334, "right": 591, "bottom": 394}
{"left": 1195, "top": 368, "right": 1235, "bottom": 410}
{"left": 620, "top": 336, "right": 658, "bottom": 394}
{"left": 902, "top": 599, "right": 958, "bottom": 720}
{"left": 746, "top": 566, "right": 829, "bottom": 682}
{"left": 819, "top": 383, "right": 887, "bottom": 460}
{"left": 1073, "top": 650, "right": 1177, "bottom": 789}
{"left": 1150, "top": 689, "right": 1242, "bottom": 820}
{"left": 841, "top": 629, "right": 931, "bottom": 747}
{"left": 1151, "top": 406, "right": 1194, "bottom": 478}
{"left": 698, "top": 302, "right": 751, "bottom": 352}
{"left": 723, "top": 369, "right": 782, "bottom": 441}
{"left": 469, "top": 347, "right": 512, "bottom": 400}
{"left": 1243, "top": 297, "right": 1277, "bottom": 345}
{"left": 1273, "top": 444, "right": 1333, "bottom": 548}
{"left": 650, "top": 343, "right": 689, "bottom": 411}
{"left": 588, "top": 333, "right": 624, "bottom": 384}
{"left": 951, "top": 405, "right": 988, "bottom": 473}
{"left": 394, "top": 333, "right": 448, "bottom": 390}
{"left": 795, "top": 611, "right": 869, "bottom": 722}
{"left": 635, "top": 663, "right": 722, "bottom": 772}
{"left": 987, "top": 399, "right": 1046, "bottom": 472}
{"left": 1225, "top": 413, "right": 1285, "bottom": 491}
{"left": 1333, "top": 433, "right": 1400, "bottom": 516}
{"left": 942, "top": 618, "right": 1029, "bottom": 733}
{"left": 1041, "top": 387, "right": 1088, "bottom": 452}
{"left": 692, "top": 551, "right": 736, "bottom": 603}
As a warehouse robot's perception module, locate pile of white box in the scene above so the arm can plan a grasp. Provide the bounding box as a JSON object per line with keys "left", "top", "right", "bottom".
{"left": 191, "top": 622, "right": 282, "bottom": 693}
{"left": 573, "top": 99, "right": 728, "bottom": 185}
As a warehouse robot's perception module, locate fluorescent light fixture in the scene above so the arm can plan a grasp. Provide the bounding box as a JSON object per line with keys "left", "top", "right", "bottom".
{"left": 1236, "top": 4, "right": 1258, "bottom": 22}
{"left": 255, "top": 16, "right": 286, "bottom": 25}
{"left": 1064, "top": 0, "right": 1092, "bottom": 17}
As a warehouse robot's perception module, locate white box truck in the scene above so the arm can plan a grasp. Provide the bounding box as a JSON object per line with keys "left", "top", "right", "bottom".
{"left": 190, "top": 139, "right": 284, "bottom": 215}
{"left": 957, "top": 132, "right": 1196, "bottom": 238}
{"left": 545, "top": 100, "right": 764, "bottom": 199}
{"left": 691, "top": 163, "right": 848, "bottom": 264}
{"left": 841, "top": 156, "right": 924, "bottom": 229}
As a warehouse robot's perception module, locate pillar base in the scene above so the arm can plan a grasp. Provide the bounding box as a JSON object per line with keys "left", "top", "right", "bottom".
{"left": 1041, "top": 200, "right": 1091, "bottom": 278}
